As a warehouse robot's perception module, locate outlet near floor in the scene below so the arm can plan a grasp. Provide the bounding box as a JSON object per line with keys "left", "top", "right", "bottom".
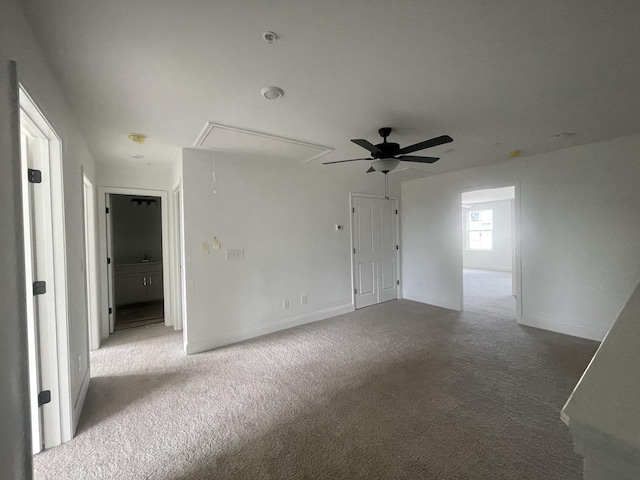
{"left": 283, "top": 300, "right": 289, "bottom": 309}
{"left": 301, "top": 295, "right": 307, "bottom": 305}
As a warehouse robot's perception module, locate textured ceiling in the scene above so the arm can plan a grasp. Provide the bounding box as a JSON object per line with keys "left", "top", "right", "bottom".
{"left": 18, "top": 0, "right": 640, "bottom": 181}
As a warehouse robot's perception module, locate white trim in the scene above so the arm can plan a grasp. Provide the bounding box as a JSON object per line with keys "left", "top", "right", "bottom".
{"left": 401, "top": 294, "right": 459, "bottom": 312}
{"left": 82, "top": 170, "right": 100, "bottom": 351}
{"left": 463, "top": 266, "right": 512, "bottom": 273}
{"left": 518, "top": 316, "right": 606, "bottom": 342}
{"left": 170, "top": 180, "right": 183, "bottom": 331}
{"left": 193, "top": 122, "right": 334, "bottom": 164}
{"left": 19, "top": 85, "right": 73, "bottom": 446}
{"left": 97, "top": 186, "right": 172, "bottom": 338}
{"left": 185, "top": 304, "right": 354, "bottom": 354}
{"left": 72, "top": 368, "right": 90, "bottom": 434}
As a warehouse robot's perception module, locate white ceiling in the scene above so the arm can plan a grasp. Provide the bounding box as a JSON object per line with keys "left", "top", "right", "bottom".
{"left": 19, "top": 0, "right": 640, "bottom": 181}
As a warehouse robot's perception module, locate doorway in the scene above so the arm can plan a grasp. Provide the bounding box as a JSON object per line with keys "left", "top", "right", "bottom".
{"left": 460, "top": 186, "right": 518, "bottom": 315}
{"left": 109, "top": 194, "right": 165, "bottom": 331}
{"left": 351, "top": 194, "right": 399, "bottom": 309}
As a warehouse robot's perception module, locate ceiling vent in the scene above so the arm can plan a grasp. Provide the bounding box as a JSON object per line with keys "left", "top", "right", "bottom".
{"left": 194, "top": 122, "right": 333, "bottom": 164}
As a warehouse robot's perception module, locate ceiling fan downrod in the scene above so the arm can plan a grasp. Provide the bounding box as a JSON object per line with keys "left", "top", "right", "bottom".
{"left": 384, "top": 172, "right": 389, "bottom": 200}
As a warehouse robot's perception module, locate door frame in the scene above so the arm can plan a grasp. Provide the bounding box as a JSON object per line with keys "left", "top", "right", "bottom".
{"left": 457, "top": 182, "right": 522, "bottom": 318}
{"left": 19, "top": 85, "right": 73, "bottom": 448}
{"left": 349, "top": 192, "right": 401, "bottom": 308}
{"left": 97, "top": 187, "right": 172, "bottom": 338}
{"left": 170, "top": 180, "right": 184, "bottom": 331}
{"left": 82, "top": 169, "right": 100, "bottom": 351}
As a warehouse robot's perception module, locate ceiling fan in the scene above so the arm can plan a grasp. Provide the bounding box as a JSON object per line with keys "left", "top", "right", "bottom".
{"left": 323, "top": 127, "right": 453, "bottom": 173}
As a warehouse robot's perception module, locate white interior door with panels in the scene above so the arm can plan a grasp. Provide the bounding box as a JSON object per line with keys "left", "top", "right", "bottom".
{"left": 351, "top": 195, "right": 399, "bottom": 309}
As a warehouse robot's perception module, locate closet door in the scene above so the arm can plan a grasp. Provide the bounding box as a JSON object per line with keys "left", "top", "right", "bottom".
{"left": 352, "top": 196, "right": 398, "bottom": 309}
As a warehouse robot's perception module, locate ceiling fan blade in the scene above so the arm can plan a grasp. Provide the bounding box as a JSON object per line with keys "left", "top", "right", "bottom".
{"left": 351, "top": 139, "right": 382, "bottom": 155}
{"left": 397, "top": 155, "right": 440, "bottom": 163}
{"left": 322, "top": 158, "right": 372, "bottom": 164}
{"left": 397, "top": 135, "right": 453, "bottom": 155}
{"left": 366, "top": 167, "right": 375, "bottom": 173}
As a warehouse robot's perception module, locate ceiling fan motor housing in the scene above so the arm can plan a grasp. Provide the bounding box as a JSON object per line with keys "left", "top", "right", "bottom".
{"left": 373, "top": 142, "right": 400, "bottom": 158}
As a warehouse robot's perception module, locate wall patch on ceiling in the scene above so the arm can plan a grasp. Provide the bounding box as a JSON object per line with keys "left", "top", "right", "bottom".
{"left": 128, "top": 133, "right": 147, "bottom": 144}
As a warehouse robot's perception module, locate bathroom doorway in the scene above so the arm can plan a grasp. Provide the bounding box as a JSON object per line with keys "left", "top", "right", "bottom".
{"left": 108, "top": 194, "right": 164, "bottom": 331}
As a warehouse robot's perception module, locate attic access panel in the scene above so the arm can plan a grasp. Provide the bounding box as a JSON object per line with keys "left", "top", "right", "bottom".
{"left": 194, "top": 122, "right": 333, "bottom": 164}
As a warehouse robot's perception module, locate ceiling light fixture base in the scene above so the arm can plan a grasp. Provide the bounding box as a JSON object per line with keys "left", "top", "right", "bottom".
{"left": 261, "top": 86, "right": 284, "bottom": 100}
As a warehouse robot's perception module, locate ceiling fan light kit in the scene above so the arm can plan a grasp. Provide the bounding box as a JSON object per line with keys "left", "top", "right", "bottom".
{"left": 323, "top": 127, "right": 453, "bottom": 174}
{"left": 371, "top": 158, "right": 400, "bottom": 173}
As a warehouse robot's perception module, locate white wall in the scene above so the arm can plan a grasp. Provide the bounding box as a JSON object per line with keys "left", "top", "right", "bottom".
{"left": 96, "top": 163, "right": 173, "bottom": 191}
{"left": 181, "top": 148, "right": 391, "bottom": 353}
{"left": 0, "top": 55, "right": 31, "bottom": 478}
{"left": 402, "top": 134, "right": 640, "bottom": 341}
{"left": 462, "top": 199, "right": 512, "bottom": 271}
{"left": 1, "top": 0, "right": 97, "bottom": 447}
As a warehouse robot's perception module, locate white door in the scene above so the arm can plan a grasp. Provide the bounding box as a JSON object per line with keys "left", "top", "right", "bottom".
{"left": 352, "top": 196, "right": 398, "bottom": 309}
{"left": 20, "top": 116, "right": 61, "bottom": 451}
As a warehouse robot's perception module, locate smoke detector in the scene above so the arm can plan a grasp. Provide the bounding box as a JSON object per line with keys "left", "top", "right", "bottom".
{"left": 261, "top": 86, "right": 284, "bottom": 100}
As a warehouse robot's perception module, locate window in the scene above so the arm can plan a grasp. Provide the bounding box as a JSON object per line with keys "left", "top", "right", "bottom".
{"left": 467, "top": 209, "right": 493, "bottom": 250}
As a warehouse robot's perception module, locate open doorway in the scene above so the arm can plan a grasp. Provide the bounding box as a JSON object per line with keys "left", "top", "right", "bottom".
{"left": 109, "top": 194, "right": 165, "bottom": 331}
{"left": 461, "top": 186, "right": 518, "bottom": 316}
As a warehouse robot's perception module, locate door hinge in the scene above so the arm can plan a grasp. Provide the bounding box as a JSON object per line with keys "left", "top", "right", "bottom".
{"left": 354, "top": 288, "right": 357, "bottom": 294}
{"left": 396, "top": 245, "right": 399, "bottom": 250}
{"left": 107, "top": 257, "right": 111, "bottom": 265}
{"left": 38, "top": 390, "right": 51, "bottom": 407}
{"left": 105, "top": 207, "right": 110, "bottom": 214}
{"left": 397, "top": 280, "right": 400, "bottom": 285}
{"left": 28, "top": 169, "right": 42, "bottom": 183}
{"left": 32, "top": 281, "right": 46, "bottom": 295}
{"left": 352, "top": 207, "right": 355, "bottom": 214}
{"left": 395, "top": 209, "right": 398, "bottom": 214}
{"left": 353, "top": 248, "right": 356, "bottom": 254}
{"left": 108, "top": 307, "right": 113, "bottom": 315}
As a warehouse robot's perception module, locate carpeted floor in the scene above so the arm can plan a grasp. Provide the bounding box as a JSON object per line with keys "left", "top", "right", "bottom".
{"left": 34, "top": 271, "right": 598, "bottom": 479}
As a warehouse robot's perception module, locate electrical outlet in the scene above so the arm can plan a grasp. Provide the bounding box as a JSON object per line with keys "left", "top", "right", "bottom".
{"left": 201, "top": 241, "right": 210, "bottom": 254}
{"left": 78, "top": 355, "right": 82, "bottom": 371}
{"left": 283, "top": 300, "right": 289, "bottom": 309}
{"left": 301, "top": 295, "right": 307, "bottom": 305}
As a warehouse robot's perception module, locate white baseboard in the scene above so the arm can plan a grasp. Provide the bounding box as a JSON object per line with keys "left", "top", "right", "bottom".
{"left": 518, "top": 316, "right": 607, "bottom": 342}
{"left": 400, "top": 294, "right": 461, "bottom": 312}
{"left": 72, "top": 367, "right": 90, "bottom": 435}
{"left": 185, "top": 304, "right": 355, "bottom": 354}
{"left": 463, "top": 266, "right": 512, "bottom": 273}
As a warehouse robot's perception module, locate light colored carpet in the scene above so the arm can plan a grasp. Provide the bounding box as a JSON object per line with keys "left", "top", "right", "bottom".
{"left": 115, "top": 301, "right": 164, "bottom": 331}
{"left": 34, "top": 272, "right": 598, "bottom": 479}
